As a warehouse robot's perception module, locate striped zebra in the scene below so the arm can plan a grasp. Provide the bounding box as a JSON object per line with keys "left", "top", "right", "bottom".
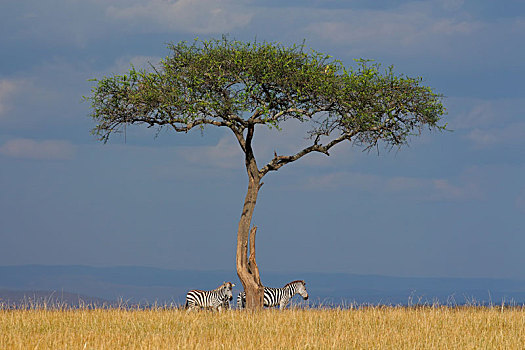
{"left": 185, "top": 282, "right": 235, "bottom": 311}
{"left": 237, "top": 280, "right": 308, "bottom": 309}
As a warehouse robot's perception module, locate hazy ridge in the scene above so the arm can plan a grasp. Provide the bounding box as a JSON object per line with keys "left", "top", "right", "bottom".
{"left": 1, "top": 265, "right": 524, "bottom": 307}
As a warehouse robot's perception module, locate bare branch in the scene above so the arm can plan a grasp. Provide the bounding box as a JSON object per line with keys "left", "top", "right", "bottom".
{"left": 249, "top": 109, "right": 263, "bottom": 122}
{"left": 260, "top": 131, "right": 357, "bottom": 176}
{"left": 230, "top": 125, "right": 247, "bottom": 153}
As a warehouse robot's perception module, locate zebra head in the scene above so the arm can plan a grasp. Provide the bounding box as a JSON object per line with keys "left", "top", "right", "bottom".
{"left": 293, "top": 280, "right": 309, "bottom": 300}
{"left": 219, "top": 281, "right": 235, "bottom": 301}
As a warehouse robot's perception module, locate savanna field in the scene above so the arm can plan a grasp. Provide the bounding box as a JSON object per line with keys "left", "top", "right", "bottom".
{"left": 1, "top": 306, "right": 524, "bottom": 349}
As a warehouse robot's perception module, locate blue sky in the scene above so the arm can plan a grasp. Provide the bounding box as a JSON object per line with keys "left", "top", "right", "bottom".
{"left": 1, "top": 0, "right": 524, "bottom": 280}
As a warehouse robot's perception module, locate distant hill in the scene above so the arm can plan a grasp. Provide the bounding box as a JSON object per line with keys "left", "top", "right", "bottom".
{"left": 1, "top": 265, "right": 525, "bottom": 307}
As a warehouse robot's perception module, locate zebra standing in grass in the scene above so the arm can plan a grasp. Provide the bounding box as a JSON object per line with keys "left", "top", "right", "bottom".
{"left": 185, "top": 282, "right": 235, "bottom": 311}
{"left": 237, "top": 280, "right": 309, "bottom": 309}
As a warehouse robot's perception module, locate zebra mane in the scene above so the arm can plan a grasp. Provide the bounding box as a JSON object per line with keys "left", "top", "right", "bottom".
{"left": 214, "top": 284, "right": 226, "bottom": 291}
{"left": 215, "top": 281, "right": 234, "bottom": 290}
{"left": 284, "top": 280, "right": 305, "bottom": 287}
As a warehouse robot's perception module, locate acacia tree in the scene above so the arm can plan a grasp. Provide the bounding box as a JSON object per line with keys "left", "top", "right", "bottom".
{"left": 87, "top": 37, "right": 446, "bottom": 309}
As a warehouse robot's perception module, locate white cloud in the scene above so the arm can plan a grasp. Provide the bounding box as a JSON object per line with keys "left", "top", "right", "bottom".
{"left": 429, "top": 178, "right": 476, "bottom": 201}
{"left": 447, "top": 97, "right": 525, "bottom": 148}
{"left": 106, "top": 0, "right": 253, "bottom": 34}
{"left": 0, "top": 79, "right": 27, "bottom": 117}
{"left": 303, "top": 3, "right": 484, "bottom": 57}
{"left": 303, "top": 171, "right": 480, "bottom": 201}
{"left": 466, "top": 123, "right": 525, "bottom": 148}
{"left": 0, "top": 59, "right": 99, "bottom": 129}
{"left": 0, "top": 139, "right": 76, "bottom": 160}
{"left": 449, "top": 98, "right": 499, "bottom": 130}
{"left": 304, "top": 171, "right": 380, "bottom": 191}
{"left": 439, "top": 0, "right": 465, "bottom": 11}
{"left": 430, "top": 18, "right": 481, "bottom": 36}
{"left": 177, "top": 136, "right": 243, "bottom": 169}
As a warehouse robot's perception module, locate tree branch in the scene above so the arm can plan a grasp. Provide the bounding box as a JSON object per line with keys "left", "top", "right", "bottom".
{"left": 260, "top": 132, "right": 357, "bottom": 176}
{"left": 243, "top": 123, "right": 262, "bottom": 180}
{"left": 231, "top": 125, "right": 247, "bottom": 153}
{"left": 170, "top": 118, "right": 227, "bottom": 132}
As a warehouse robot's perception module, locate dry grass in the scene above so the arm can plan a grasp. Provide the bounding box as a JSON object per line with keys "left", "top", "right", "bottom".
{"left": 1, "top": 306, "right": 524, "bottom": 349}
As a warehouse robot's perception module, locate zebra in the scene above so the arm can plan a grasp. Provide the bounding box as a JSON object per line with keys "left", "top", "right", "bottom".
{"left": 185, "top": 282, "right": 235, "bottom": 311}
{"left": 237, "top": 280, "right": 309, "bottom": 309}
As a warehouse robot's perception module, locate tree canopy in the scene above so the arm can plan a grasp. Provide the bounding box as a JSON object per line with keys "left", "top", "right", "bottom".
{"left": 88, "top": 37, "right": 445, "bottom": 168}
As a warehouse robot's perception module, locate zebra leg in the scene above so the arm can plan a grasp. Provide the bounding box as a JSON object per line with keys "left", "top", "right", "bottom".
{"left": 237, "top": 292, "right": 246, "bottom": 309}
{"left": 185, "top": 301, "right": 200, "bottom": 312}
{"left": 218, "top": 299, "right": 229, "bottom": 312}
{"left": 279, "top": 296, "right": 291, "bottom": 310}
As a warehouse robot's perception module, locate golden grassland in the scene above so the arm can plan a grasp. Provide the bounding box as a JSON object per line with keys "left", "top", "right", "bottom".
{"left": 1, "top": 306, "right": 524, "bottom": 349}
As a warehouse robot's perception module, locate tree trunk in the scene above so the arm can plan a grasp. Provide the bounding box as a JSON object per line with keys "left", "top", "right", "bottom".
{"left": 236, "top": 173, "right": 264, "bottom": 309}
